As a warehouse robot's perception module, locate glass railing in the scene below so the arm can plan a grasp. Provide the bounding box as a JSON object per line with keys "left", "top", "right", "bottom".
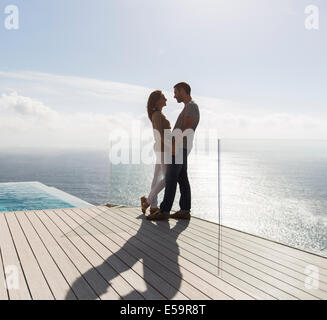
{"left": 219, "top": 139, "right": 327, "bottom": 258}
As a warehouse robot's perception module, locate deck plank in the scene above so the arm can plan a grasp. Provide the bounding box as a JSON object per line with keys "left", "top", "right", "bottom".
{"left": 111, "top": 208, "right": 219, "bottom": 273}
{"left": 222, "top": 227, "right": 327, "bottom": 269}
{"left": 5, "top": 213, "right": 54, "bottom": 300}
{"left": 0, "top": 246, "right": 8, "bottom": 300}
{"left": 123, "top": 207, "right": 327, "bottom": 297}
{"left": 0, "top": 213, "right": 31, "bottom": 300}
{"left": 103, "top": 207, "right": 293, "bottom": 299}
{"left": 162, "top": 206, "right": 327, "bottom": 268}
{"left": 220, "top": 231, "right": 327, "bottom": 286}
{"left": 92, "top": 206, "right": 258, "bottom": 300}
{"left": 14, "top": 212, "right": 77, "bottom": 300}
{"left": 134, "top": 210, "right": 327, "bottom": 298}
{"left": 46, "top": 209, "right": 147, "bottom": 300}
{"left": 1, "top": 206, "right": 326, "bottom": 300}
{"left": 61, "top": 208, "right": 184, "bottom": 300}
{"left": 70, "top": 207, "right": 228, "bottom": 300}
{"left": 102, "top": 206, "right": 325, "bottom": 300}
{"left": 67, "top": 208, "right": 197, "bottom": 300}
{"left": 46, "top": 209, "right": 143, "bottom": 300}
{"left": 127, "top": 207, "right": 327, "bottom": 272}
{"left": 127, "top": 207, "right": 220, "bottom": 245}
{"left": 159, "top": 206, "right": 327, "bottom": 271}
{"left": 221, "top": 228, "right": 327, "bottom": 278}
{"left": 25, "top": 211, "right": 98, "bottom": 300}
{"left": 35, "top": 210, "right": 122, "bottom": 300}
{"left": 47, "top": 209, "right": 166, "bottom": 300}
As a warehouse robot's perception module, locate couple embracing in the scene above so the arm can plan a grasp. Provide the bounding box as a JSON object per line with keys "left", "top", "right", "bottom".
{"left": 141, "top": 82, "right": 200, "bottom": 221}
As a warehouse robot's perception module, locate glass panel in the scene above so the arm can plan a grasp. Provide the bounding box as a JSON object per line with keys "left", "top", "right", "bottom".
{"left": 219, "top": 139, "right": 327, "bottom": 297}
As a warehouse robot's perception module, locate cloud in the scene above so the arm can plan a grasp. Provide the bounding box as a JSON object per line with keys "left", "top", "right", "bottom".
{"left": 0, "top": 71, "right": 327, "bottom": 150}
{"left": 0, "top": 71, "right": 152, "bottom": 114}
{"left": 0, "top": 91, "right": 144, "bottom": 149}
{"left": 199, "top": 108, "right": 327, "bottom": 139}
{"left": 1, "top": 92, "right": 57, "bottom": 118}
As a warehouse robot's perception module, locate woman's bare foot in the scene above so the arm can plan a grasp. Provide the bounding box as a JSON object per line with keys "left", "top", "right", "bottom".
{"left": 140, "top": 196, "right": 150, "bottom": 214}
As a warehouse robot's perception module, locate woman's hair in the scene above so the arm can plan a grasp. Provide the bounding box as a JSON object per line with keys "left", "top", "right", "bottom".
{"left": 147, "top": 90, "right": 162, "bottom": 121}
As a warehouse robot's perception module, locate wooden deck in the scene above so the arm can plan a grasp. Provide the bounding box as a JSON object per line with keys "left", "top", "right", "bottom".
{"left": 0, "top": 205, "right": 326, "bottom": 300}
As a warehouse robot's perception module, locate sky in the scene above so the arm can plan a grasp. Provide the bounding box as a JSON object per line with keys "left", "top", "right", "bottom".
{"left": 0, "top": 0, "right": 326, "bottom": 149}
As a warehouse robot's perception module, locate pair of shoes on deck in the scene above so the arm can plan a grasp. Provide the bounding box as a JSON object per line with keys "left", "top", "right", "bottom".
{"left": 146, "top": 210, "right": 170, "bottom": 221}
{"left": 170, "top": 210, "right": 191, "bottom": 220}
{"left": 146, "top": 209, "right": 191, "bottom": 221}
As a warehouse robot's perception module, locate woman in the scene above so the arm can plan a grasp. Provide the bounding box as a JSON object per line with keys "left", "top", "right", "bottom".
{"left": 140, "top": 90, "right": 171, "bottom": 215}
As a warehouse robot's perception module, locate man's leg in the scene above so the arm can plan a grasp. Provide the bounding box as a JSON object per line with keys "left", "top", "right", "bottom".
{"left": 178, "top": 169, "right": 191, "bottom": 212}
{"left": 178, "top": 149, "right": 191, "bottom": 212}
{"left": 170, "top": 149, "right": 191, "bottom": 220}
{"left": 159, "top": 159, "right": 182, "bottom": 213}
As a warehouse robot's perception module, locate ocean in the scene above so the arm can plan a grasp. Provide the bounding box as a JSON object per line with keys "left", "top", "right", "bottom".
{"left": 0, "top": 139, "right": 326, "bottom": 257}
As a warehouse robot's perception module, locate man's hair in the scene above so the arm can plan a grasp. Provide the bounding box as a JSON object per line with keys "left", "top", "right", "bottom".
{"left": 174, "top": 82, "right": 191, "bottom": 95}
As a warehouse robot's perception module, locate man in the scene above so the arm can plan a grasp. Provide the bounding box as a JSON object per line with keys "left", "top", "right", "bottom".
{"left": 147, "top": 82, "right": 200, "bottom": 221}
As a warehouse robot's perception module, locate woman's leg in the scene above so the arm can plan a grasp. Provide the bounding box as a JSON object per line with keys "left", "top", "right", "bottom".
{"left": 146, "top": 163, "right": 161, "bottom": 208}
{"left": 147, "top": 162, "right": 166, "bottom": 208}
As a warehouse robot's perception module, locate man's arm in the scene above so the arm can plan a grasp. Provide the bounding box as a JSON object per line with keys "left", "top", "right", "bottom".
{"left": 172, "top": 116, "right": 195, "bottom": 155}
{"left": 172, "top": 103, "right": 196, "bottom": 151}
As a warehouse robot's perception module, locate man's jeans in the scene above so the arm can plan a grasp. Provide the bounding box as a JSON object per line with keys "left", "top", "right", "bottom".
{"left": 160, "top": 148, "right": 191, "bottom": 213}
